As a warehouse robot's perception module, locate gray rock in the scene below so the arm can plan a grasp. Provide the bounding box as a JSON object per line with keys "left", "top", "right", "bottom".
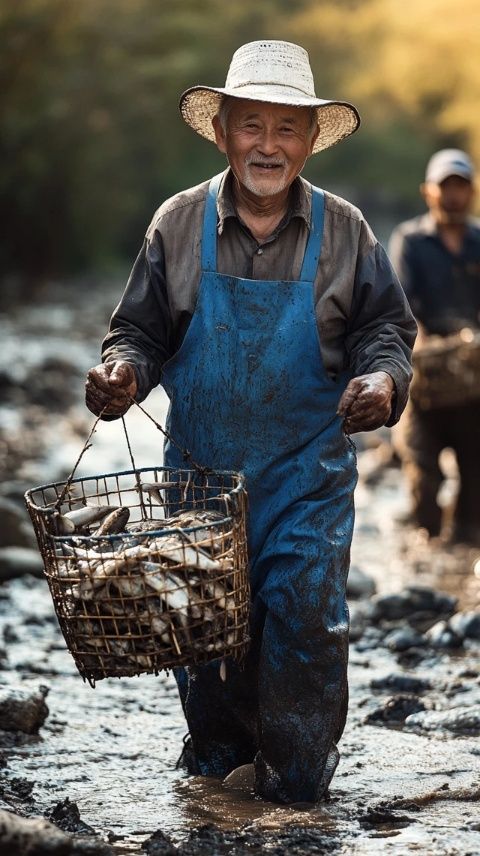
{"left": 405, "top": 705, "right": 480, "bottom": 734}
{"left": 348, "top": 603, "right": 368, "bottom": 641}
{"left": 426, "top": 620, "right": 464, "bottom": 649}
{"left": 0, "top": 686, "right": 49, "bottom": 733}
{"left": 0, "top": 497, "right": 35, "bottom": 549}
{"left": 353, "top": 625, "right": 384, "bottom": 652}
{"left": 142, "top": 829, "right": 178, "bottom": 855}
{"left": 384, "top": 627, "right": 427, "bottom": 652}
{"left": 449, "top": 611, "right": 480, "bottom": 640}
{"left": 371, "top": 586, "right": 457, "bottom": 623}
{"left": 0, "top": 809, "right": 70, "bottom": 855}
{"left": 365, "top": 694, "right": 426, "bottom": 724}
{"left": 45, "top": 797, "right": 96, "bottom": 836}
{"left": 0, "top": 546, "right": 44, "bottom": 581}
{"left": 347, "top": 565, "right": 376, "bottom": 600}
{"left": 370, "top": 673, "right": 432, "bottom": 693}
{"left": 0, "top": 808, "right": 114, "bottom": 854}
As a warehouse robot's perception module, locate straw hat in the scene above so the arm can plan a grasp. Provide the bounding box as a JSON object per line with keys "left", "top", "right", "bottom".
{"left": 179, "top": 40, "right": 360, "bottom": 154}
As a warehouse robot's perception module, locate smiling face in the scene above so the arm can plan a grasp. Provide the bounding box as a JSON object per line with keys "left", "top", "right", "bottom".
{"left": 212, "top": 98, "right": 319, "bottom": 198}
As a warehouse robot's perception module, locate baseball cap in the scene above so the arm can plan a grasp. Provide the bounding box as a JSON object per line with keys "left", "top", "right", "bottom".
{"left": 425, "top": 149, "right": 475, "bottom": 184}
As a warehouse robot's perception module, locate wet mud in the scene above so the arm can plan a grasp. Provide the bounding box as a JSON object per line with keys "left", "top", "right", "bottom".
{"left": 1, "top": 282, "right": 479, "bottom": 855}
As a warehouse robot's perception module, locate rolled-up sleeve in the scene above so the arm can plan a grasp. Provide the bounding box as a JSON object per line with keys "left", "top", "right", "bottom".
{"left": 101, "top": 229, "right": 173, "bottom": 402}
{"left": 345, "top": 222, "right": 417, "bottom": 425}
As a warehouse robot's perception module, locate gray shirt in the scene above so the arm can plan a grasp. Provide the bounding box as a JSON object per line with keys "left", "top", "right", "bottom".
{"left": 103, "top": 169, "right": 416, "bottom": 424}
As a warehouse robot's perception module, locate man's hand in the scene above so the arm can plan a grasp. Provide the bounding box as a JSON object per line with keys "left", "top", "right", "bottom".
{"left": 85, "top": 361, "right": 138, "bottom": 417}
{"left": 337, "top": 371, "right": 395, "bottom": 434}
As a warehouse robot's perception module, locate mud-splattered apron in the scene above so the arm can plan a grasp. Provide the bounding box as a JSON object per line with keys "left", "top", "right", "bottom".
{"left": 161, "top": 173, "right": 357, "bottom": 803}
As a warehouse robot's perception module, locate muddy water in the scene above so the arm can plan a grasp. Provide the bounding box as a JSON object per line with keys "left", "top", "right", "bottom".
{"left": 1, "top": 283, "right": 480, "bottom": 855}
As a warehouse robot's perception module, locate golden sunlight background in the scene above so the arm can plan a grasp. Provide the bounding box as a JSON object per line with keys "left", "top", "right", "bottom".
{"left": 2, "top": 0, "right": 479, "bottom": 287}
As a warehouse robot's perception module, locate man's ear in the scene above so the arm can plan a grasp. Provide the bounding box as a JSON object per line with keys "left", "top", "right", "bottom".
{"left": 419, "top": 182, "right": 428, "bottom": 202}
{"left": 212, "top": 115, "right": 227, "bottom": 154}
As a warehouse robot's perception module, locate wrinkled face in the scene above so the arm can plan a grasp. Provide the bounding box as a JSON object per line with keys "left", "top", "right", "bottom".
{"left": 212, "top": 98, "right": 319, "bottom": 198}
{"left": 421, "top": 175, "right": 475, "bottom": 224}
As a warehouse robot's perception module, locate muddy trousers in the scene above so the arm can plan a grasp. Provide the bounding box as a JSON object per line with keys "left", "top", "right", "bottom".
{"left": 173, "top": 497, "right": 351, "bottom": 804}
{"left": 395, "top": 401, "right": 480, "bottom": 542}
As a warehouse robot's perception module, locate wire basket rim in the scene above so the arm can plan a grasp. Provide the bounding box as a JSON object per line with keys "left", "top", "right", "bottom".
{"left": 24, "top": 465, "right": 246, "bottom": 513}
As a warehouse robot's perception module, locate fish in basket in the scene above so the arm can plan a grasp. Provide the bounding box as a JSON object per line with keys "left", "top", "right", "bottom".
{"left": 25, "top": 466, "right": 250, "bottom": 686}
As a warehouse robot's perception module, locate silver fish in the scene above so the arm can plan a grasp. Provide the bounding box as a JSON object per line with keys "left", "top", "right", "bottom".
{"left": 49, "top": 505, "right": 118, "bottom": 536}
{"left": 95, "top": 507, "right": 130, "bottom": 536}
{"left": 142, "top": 565, "right": 190, "bottom": 621}
{"left": 62, "top": 543, "right": 115, "bottom": 561}
{"left": 104, "top": 568, "right": 148, "bottom": 600}
{"left": 204, "top": 630, "right": 237, "bottom": 652}
{"left": 168, "top": 509, "right": 225, "bottom": 525}
{"left": 168, "top": 510, "right": 225, "bottom": 551}
{"left": 125, "top": 518, "right": 167, "bottom": 535}
{"left": 137, "top": 483, "right": 164, "bottom": 505}
{"left": 107, "top": 637, "right": 134, "bottom": 656}
{"left": 50, "top": 512, "right": 75, "bottom": 535}
{"left": 129, "top": 654, "right": 155, "bottom": 669}
{"left": 147, "top": 537, "right": 222, "bottom": 571}
{"left": 201, "top": 579, "right": 235, "bottom": 612}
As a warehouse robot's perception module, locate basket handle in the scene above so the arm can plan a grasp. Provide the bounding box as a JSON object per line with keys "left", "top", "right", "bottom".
{"left": 126, "top": 397, "right": 213, "bottom": 478}
{"left": 54, "top": 398, "right": 212, "bottom": 510}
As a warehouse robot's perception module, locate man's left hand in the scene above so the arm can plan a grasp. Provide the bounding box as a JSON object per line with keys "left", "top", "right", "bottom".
{"left": 337, "top": 371, "right": 395, "bottom": 434}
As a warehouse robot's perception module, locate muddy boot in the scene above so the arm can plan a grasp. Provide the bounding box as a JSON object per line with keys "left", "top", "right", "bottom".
{"left": 315, "top": 743, "right": 340, "bottom": 798}
{"left": 253, "top": 744, "right": 340, "bottom": 804}
{"left": 175, "top": 734, "right": 201, "bottom": 775}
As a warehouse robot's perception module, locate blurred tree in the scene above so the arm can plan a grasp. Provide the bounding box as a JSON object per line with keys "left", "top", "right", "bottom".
{"left": 292, "top": 0, "right": 480, "bottom": 208}
{"left": 1, "top": 0, "right": 479, "bottom": 287}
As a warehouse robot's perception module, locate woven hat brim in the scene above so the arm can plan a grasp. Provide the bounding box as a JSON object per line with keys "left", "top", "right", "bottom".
{"left": 179, "top": 86, "right": 360, "bottom": 153}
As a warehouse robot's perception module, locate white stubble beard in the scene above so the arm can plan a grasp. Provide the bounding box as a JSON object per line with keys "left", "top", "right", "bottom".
{"left": 241, "top": 156, "right": 294, "bottom": 197}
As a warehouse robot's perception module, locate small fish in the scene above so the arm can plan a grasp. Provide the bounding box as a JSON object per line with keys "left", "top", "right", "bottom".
{"left": 168, "top": 509, "right": 225, "bottom": 525}
{"left": 107, "top": 638, "right": 134, "bottom": 656}
{"left": 104, "top": 568, "right": 148, "bottom": 600}
{"left": 55, "top": 559, "right": 83, "bottom": 581}
{"left": 126, "top": 519, "right": 167, "bottom": 535}
{"left": 142, "top": 565, "right": 190, "bottom": 621}
{"left": 137, "top": 483, "right": 164, "bottom": 505}
{"left": 49, "top": 505, "right": 118, "bottom": 536}
{"left": 220, "top": 659, "right": 227, "bottom": 682}
{"left": 95, "top": 507, "right": 130, "bottom": 536}
{"left": 147, "top": 537, "right": 222, "bottom": 571}
{"left": 50, "top": 512, "right": 75, "bottom": 535}
{"left": 150, "top": 614, "right": 171, "bottom": 641}
{"left": 61, "top": 543, "right": 116, "bottom": 561}
{"left": 168, "top": 510, "right": 226, "bottom": 552}
{"left": 202, "top": 579, "right": 234, "bottom": 611}
{"left": 130, "top": 654, "right": 155, "bottom": 669}
{"left": 204, "top": 630, "right": 237, "bottom": 652}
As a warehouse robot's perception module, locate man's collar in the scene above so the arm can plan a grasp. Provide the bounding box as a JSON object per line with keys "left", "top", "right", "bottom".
{"left": 216, "top": 168, "right": 311, "bottom": 235}
{"left": 416, "top": 211, "right": 479, "bottom": 240}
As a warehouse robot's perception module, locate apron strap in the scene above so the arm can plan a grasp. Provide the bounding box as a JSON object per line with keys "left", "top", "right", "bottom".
{"left": 201, "top": 173, "right": 223, "bottom": 272}
{"left": 201, "top": 175, "right": 325, "bottom": 282}
{"left": 299, "top": 186, "right": 325, "bottom": 283}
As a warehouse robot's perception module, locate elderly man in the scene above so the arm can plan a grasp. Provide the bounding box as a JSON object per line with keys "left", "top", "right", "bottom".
{"left": 389, "top": 149, "right": 480, "bottom": 544}
{"left": 86, "top": 40, "right": 416, "bottom": 803}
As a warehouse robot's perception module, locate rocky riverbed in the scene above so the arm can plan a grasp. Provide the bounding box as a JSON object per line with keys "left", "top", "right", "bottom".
{"left": 0, "top": 281, "right": 479, "bottom": 855}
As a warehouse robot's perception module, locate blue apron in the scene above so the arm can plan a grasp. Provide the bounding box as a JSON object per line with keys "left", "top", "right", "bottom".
{"left": 161, "top": 173, "right": 357, "bottom": 803}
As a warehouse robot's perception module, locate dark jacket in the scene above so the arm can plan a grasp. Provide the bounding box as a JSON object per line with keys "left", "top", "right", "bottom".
{"left": 103, "top": 169, "right": 416, "bottom": 425}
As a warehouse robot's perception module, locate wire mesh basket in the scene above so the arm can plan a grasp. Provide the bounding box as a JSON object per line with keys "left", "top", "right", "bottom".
{"left": 25, "top": 454, "right": 250, "bottom": 686}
